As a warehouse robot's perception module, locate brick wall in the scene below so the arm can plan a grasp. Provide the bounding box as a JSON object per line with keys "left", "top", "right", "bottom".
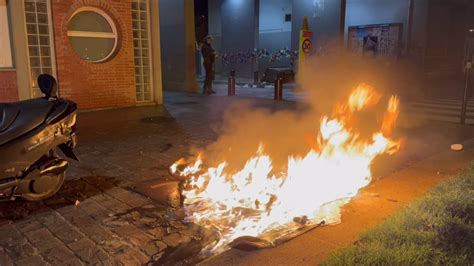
{"left": 51, "top": 0, "right": 136, "bottom": 109}
{"left": 0, "top": 71, "right": 19, "bottom": 102}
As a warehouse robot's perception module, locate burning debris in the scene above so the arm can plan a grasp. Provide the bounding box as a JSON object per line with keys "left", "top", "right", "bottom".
{"left": 170, "top": 84, "right": 401, "bottom": 256}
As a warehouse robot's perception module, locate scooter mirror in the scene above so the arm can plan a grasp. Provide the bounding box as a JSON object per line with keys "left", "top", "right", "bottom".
{"left": 37, "top": 74, "right": 58, "bottom": 99}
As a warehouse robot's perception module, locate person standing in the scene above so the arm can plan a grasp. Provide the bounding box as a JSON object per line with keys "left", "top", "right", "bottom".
{"left": 201, "top": 35, "right": 216, "bottom": 95}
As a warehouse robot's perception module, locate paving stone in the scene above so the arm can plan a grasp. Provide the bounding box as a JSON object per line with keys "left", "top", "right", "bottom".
{"left": 83, "top": 176, "right": 117, "bottom": 189}
{"left": 67, "top": 212, "right": 95, "bottom": 225}
{"left": 53, "top": 226, "right": 84, "bottom": 243}
{"left": 15, "top": 255, "right": 48, "bottom": 266}
{"left": 24, "top": 228, "right": 63, "bottom": 251}
{"left": 129, "top": 231, "right": 154, "bottom": 247}
{"left": 113, "top": 191, "right": 150, "bottom": 208}
{"left": 142, "top": 240, "right": 162, "bottom": 257}
{"left": 56, "top": 204, "right": 79, "bottom": 217}
{"left": 151, "top": 251, "right": 164, "bottom": 262}
{"left": 14, "top": 219, "right": 43, "bottom": 233}
{"left": 102, "top": 217, "right": 130, "bottom": 227}
{"left": 4, "top": 240, "right": 37, "bottom": 260}
{"left": 76, "top": 199, "right": 107, "bottom": 219}
{"left": 114, "top": 249, "right": 149, "bottom": 265}
{"left": 78, "top": 184, "right": 107, "bottom": 200}
{"left": 162, "top": 233, "right": 189, "bottom": 248}
{"left": 104, "top": 187, "right": 130, "bottom": 198}
{"left": 68, "top": 238, "right": 109, "bottom": 263}
{"left": 43, "top": 245, "right": 76, "bottom": 264}
{"left": 75, "top": 246, "right": 109, "bottom": 263}
{"left": 93, "top": 259, "right": 118, "bottom": 266}
{"left": 35, "top": 211, "right": 63, "bottom": 226}
{"left": 97, "top": 198, "right": 130, "bottom": 214}
{"left": 100, "top": 239, "right": 129, "bottom": 254}
{"left": 0, "top": 248, "right": 13, "bottom": 266}
{"left": 0, "top": 224, "right": 22, "bottom": 246}
{"left": 63, "top": 258, "right": 85, "bottom": 266}
{"left": 43, "top": 220, "right": 74, "bottom": 235}
{"left": 122, "top": 210, "right": 142, "bottom": 221}
{"left": 169, "top": 220, "right": 187, "bottom": 229}
{"left": 148, "top": 227, "right": 166, "bottom": 239}
{"left": 77, "top": 224, "right": 116, "bottom": 244}
{"left": 89, "top": 191, "right": 113, "bottom": 202}
{"left": 67, "top": 238, "right": 95, "bottom": 252}
{"left": 155, "top": 241, "right": 168, "bottom": 252}
{"left": 111, "top": 223, "right": 143, "bottom": 237}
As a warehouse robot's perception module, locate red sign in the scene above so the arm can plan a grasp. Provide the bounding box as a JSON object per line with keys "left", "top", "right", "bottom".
{"left": 302, "top": 31, "right": 313, "bottom": 38}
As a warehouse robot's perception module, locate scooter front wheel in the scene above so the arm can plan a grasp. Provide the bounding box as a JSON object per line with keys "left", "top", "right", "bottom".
{"left": 20, "top": 171, "right": 66, "bottom": 201}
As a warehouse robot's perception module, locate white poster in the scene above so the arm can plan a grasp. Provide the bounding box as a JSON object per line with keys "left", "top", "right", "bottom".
{"left": 0, "top": 0, "right": 13, "bottom": 68}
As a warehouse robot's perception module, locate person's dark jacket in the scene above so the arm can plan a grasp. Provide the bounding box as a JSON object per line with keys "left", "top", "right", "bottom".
{"left": 201, "top": 43, "right": 215, "bottom": 66}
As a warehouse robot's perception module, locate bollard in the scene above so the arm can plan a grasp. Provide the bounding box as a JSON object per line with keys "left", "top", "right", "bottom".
{"left": 274, "top": 77, "right": 283, "bottom": 101}
{"left": 460, "top": 62, "right": 472, "bottom": 124}
{"left": 228, "top": 70, "right": 236, "bottom": 96}
{"left": 254, "top": 71, "right": 259, "bottom": 84}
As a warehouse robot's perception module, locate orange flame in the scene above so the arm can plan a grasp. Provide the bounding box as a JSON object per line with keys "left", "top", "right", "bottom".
{"left": 170, "top": 84, "right": 400, "bottom": 255}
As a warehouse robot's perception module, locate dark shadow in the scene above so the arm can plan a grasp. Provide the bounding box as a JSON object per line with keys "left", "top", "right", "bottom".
{"left": 0, "top": 176, "right": 119, "bottom": 224}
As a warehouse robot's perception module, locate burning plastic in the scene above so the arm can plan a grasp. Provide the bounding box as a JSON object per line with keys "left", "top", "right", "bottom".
{"left": 170, "top": 84, "right": 401, "bottom": 255}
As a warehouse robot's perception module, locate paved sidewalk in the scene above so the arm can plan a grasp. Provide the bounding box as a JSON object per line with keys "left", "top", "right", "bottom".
{"left": 0, "top": 91, "right": 473, "bottom": 265}
{"left": 200, "top": 80, "right": 474, "bottom": 125}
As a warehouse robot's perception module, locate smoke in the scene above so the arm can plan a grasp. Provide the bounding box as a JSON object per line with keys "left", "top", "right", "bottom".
{"left": 192, "top": 46, "right": 422, "bottom": 173}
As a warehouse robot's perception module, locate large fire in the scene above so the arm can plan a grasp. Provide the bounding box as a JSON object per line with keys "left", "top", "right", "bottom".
{"left": 170, "top": 84, "right": 401, "bottom": 255}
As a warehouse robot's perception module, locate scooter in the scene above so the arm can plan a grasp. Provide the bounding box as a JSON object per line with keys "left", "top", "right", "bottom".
{"left": 0, "top": 74, "right": 78, "bottom": 201}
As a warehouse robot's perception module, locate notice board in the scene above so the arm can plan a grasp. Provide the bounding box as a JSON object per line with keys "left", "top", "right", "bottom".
{"left": 348, "top": 23, "right": 403, "bottom": 58}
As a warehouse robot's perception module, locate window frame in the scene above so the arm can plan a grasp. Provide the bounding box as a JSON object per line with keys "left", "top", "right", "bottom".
{"left": 23, "top": 0, "right": 57, "bottom": 98}
{"left": 132, "top": 0, "right": 154, "bottom": 103}
{"left": 0, "top": 0, "right": 14, "bottom": 70}
{"left": 67, "top": 6, "right": 118, "bottom": 63}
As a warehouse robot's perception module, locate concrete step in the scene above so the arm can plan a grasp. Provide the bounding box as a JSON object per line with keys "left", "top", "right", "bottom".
{"left": 408, "top": 113, "right": 474, "bottom": 124}
{"left": 403, "top": 98, "right": 474, "bottom": 124}
{"left": 407, "top": 100, "right": 474, "bottom": 109}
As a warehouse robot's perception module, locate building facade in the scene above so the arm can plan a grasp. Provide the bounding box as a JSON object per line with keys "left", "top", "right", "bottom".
{"left": 0, "top": 0, "right": 163, "bottom": 109}
{"left": 207, "top": 0, "right": 474, "bottom": 80}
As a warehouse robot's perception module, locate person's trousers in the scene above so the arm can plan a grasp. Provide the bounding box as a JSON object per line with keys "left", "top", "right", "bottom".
{"left": 203, "top": 64, "right": 213, "bottom": 94}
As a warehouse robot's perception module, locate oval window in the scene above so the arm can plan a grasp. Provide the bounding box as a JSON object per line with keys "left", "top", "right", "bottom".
{"left": 67, "top": 7, "right": 118, "bottom": 62}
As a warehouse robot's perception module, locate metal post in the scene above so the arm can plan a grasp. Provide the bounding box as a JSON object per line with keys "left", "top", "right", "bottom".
{"left": 274, "top": 77, "right": 283, "bottom": 101}
{"left": 461, "top": 62, "right": 471, "bottom": 124}
{"left": 339, "top": 0, "right": 347, "bottom": 47}
{"left": 231, "top": 76, "right": 235, "bottom": 95}
{"left": 406, "top": 0, "right": 415, "bottom": 56}
{"left": 228, "top": 70, "right": 236, "bottom": 96}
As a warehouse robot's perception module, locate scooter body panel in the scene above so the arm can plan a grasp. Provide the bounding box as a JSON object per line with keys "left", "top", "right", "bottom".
{"left": 0, "top": 109, "right": 77, "bottom": 179}
{"left": 0, "top": 74, "right": 78, "bottom": 200}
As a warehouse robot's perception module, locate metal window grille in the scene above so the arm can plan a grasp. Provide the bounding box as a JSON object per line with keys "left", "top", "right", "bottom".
{"left": 132, "top": 0, "right": 152, "bottom": 103}
{"left": 24, "top": 0, "right": 55, "bottom": 98}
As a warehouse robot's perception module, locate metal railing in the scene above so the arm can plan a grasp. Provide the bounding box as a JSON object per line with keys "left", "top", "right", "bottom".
{"left": 460, "top": 62, "right": 472, "bottom": 124}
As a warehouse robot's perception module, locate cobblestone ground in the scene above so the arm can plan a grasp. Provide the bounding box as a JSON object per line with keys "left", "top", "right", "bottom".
{"left": 0, "top": 91, "right": 303, "bottom": 265}
{"left": 1, "top": 89, "right": 474, "bottom": 265}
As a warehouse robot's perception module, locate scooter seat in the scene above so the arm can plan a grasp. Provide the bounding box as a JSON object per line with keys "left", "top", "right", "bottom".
{"left": 0, "top": 99, "right": 54, "bottom": 146}
{"left": 0, "top": 104, "right": 20, "bottom": 133}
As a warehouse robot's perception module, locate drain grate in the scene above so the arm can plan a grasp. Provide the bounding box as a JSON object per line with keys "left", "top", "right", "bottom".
{"left": 169, "top": 101, "right": 199, "bottom": 105}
